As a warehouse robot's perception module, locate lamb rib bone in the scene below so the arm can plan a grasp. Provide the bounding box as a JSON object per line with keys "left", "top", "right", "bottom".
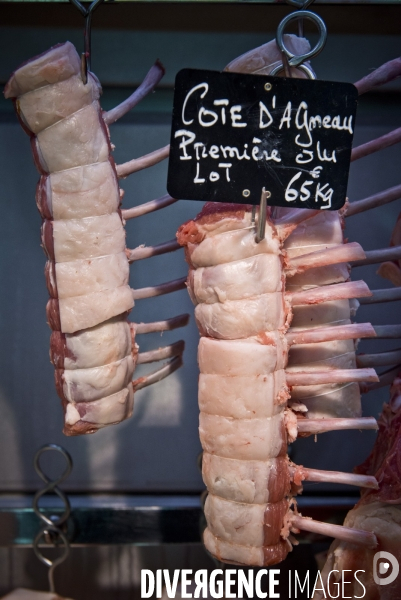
{"left": 134, "top": 313, "right": 190, "bottom": 335}
{"left": 116, "top": 145, "right": 170, "bottom": 178}
{"left": 351, "top": 127, "right": 401, "bottom": 162}
{"left": 362, "top": 365, "right": 401, "bottom": 393}
{"left": 127, "top": 239, "right": 181, "bottom": 262}
{"left": 291, "top": 515, "right": 377, "bottom": 547}
{"left": 122, "top": 194, "right": 177, "bottom": 220}
{"left": 345, "top": 183, "right": 401, "bottom": 217}
{"left": 103, "top": 61, "right": 165, "bottom": 125}
{"left": 290, "top": 465, "right": 378, "bottom": 489}
{"left": 354, "top": 56, "right": 401, "bottom": 94}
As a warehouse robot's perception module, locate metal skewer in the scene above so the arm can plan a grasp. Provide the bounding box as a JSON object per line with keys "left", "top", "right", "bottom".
{"left": 255, "top": 187, "right": 271, "bottom": 243}
{"left": 69, "top": 0, "right": 105, "bottom": 83}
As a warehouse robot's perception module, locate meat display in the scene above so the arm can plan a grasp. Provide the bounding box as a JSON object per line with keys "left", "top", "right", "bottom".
{"left": 4, "top": 42, "right": 187, "bottom": 435}
{"left": 177, "top": 202, "right": 379, "bottom": 566}
{"left": 313, "top": 374, "right": 401, "bottom": 600}
{"left": 177, "top": 37, "right": 401, "bottom": 567}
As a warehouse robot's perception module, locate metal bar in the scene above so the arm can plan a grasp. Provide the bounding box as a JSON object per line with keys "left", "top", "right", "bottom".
{"left": 0, "top": 495, "right": 359, "bottom": 547}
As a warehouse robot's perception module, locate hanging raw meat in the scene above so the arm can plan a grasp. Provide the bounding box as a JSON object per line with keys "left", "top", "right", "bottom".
{"left": 4, "top": 42, "right": 188, "bottom": 435}
{"left": 177, "top": 202, "right": 379, "bottom": 566}
{"left": 313, "top": 373, "right": 401, "bottom": 600}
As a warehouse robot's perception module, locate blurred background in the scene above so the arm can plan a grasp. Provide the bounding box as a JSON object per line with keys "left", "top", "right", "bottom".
{"left": 0, "top": 0, "right": 400, "bottom": 597}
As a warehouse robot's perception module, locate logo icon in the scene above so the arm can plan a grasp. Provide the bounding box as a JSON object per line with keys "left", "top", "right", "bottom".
{"left": 373, "top": 551, "right": 399, "bottom": 586}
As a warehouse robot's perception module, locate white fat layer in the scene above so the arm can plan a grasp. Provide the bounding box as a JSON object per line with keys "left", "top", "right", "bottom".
{"left": 198, "top": 335, "right": 287, "bottom": 375}
{"left": 64, "top": 316, "right": 131, "bottom": 370}
{"left": 203, "top": 527, "right": 265, "bottom": 567}
{"left": 199, "top": 371, "right": 287, "bottom": 419}
{"left": 55, "top": 252, "right": 129, "bottom": 299}
{"left": 188, "top": 227, "right": 280, "bottom": 268}
{"left": 4, "top": 41, "right": 80, "bottom": 98}
{"left": 286, "top": 244, "right": 338, "bottom": 259}
{"left": 205, "top": 494, "right": 266, "bottom": 547}
{"left": 286, "top": 263, "right": 349, "bottom": 291}
{"left": 190, "top": 254, "right": 282, "bottom": 304}
{"left": 196, "top": 212, "right": 254, "bottom": 237}
{"left": 226, "top": 34, "right": 311, "bottom": 79}
{"left": 291, "top": 299, "right": 352, "bottom": 329}
{"left": 199, "top": 412, "right": 285, "bottom": 461}
{"left": 286, "top": 243, "right": 349, "bottom": 290}
{"left": 65, "top": 402, "right": 81, "bottom": 426}
{"left": 195, "top": 293, "right": 285, "bottom": 339}
{"left": 289, "top": 346, "right": 357, "bottom": 400}
{"left": 343, "top": 502, "right": 401, "bottom": 556}
{"left": 203, "top": 453, "right": 282, "bottom": 504}
{"left": 48, "top": 162, "right": 119, "bottom": 220}
{"left": 328, "top": 502, "right": 401, "bottom": 600}
{"left": 289, "top": 339, "right": 356, "bottom": 366}
{"left": 17, "top": 74, "right": 101, "bottom": 134}
{"left": 284, "top": 211, "right": 343, "bottom": 249}
{"left": 70, "top": 383, "right": 134, "bottom": 426}
{"left": 285, "top": 210, "right": 361, "bottom": 417}
{"left": 62, "top": 355, "right": 135, "bottom": 402}
{"left": 290, "top": 382, "right": 361, "bottom": 419}
{"left": 36, "top": 102, "right": 108, "bottom": 173}
{"left": 59, "top": 285, "right": 135, "bottom": 333}
{"left": 52, "top": 213, "right": 125, "bottom": 263}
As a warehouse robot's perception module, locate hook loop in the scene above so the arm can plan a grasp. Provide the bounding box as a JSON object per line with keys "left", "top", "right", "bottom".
{"left": 276, "top": 10, "right": 327, "bottom": 67}
{"left": 34, "top": 444, "right": 72, "bottom": 486}
{"left": 270, "top": 61, "right": 316, "bottom": 80}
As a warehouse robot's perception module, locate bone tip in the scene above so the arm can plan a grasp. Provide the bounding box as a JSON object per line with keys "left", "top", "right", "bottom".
{"left": 155, "top": 59, "right": 166, "bottom": 76}
{"left": 182, "top": 313, "right": 191, "bottom": 325}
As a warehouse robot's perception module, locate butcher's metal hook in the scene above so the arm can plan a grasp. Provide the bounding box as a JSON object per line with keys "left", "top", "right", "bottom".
{"left": 256, "top": 188, "right": 271, "bottom": 244}
{"left": 271, "top": 10, "right": 327, "bottom": 80}
{"left": 69, "top": 0, "right": 105, "bottom": 83}
{"left": 285, "top": 0, "right": 316, "bottom": 37}
{"left": 33, "top": 444, "right": 73, "bottom": 594}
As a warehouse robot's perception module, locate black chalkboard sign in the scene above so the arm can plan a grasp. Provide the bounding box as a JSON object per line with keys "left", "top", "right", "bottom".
{"left": 167, "top": 69, "right": 358, "bottom": 211}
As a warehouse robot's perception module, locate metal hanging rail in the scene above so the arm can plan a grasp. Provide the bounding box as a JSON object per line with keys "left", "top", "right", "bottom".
{"left": 0, "top": 494, "right": 357, "bottom": 547}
